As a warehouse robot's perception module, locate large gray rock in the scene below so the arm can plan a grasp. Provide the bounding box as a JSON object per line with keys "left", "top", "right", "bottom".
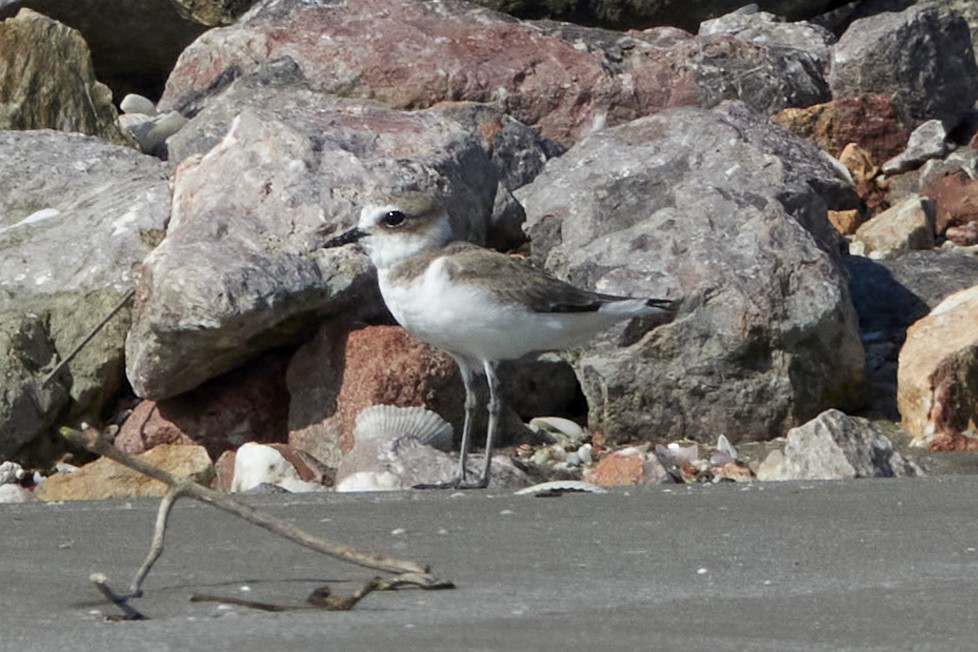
{"left": 126, "top": 82, "right": 531, "bottom": 399}
{"left": 698, "top": 8, "right": 836, "bottom": 70}
{"left": 0, "top": 9, "right": 134, "bottom": 146}
{"left": 0, "top": 131, "right": 170, "bottom": 460}
{"left": 518, "top": 101, "right": 866, "bottom": 445}
{"left": 756, "top": 409, "right": 923, "bottom": 480}
{"left": 159, "top": 0, "right": 828, "bottom": 147}
{"left": 829, "top": 3, "right": 978, "bottom": 130}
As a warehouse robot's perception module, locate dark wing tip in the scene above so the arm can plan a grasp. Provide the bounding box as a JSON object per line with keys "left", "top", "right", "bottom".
{"left": 646, "top": 297, "right": 681, "bottom": 313}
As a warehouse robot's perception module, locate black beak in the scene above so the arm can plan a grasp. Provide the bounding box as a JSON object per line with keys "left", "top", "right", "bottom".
{"left": 323, "top": 227, "right": 366, "bottom": 248}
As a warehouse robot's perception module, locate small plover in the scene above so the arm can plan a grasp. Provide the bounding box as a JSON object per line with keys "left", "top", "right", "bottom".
{"left": 324, "top": 192, "right": 678, "bottom": 489}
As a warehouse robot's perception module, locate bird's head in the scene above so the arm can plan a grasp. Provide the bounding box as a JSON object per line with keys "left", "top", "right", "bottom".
{"left": 323, "top": 192, "right": 453, "bottom": 270}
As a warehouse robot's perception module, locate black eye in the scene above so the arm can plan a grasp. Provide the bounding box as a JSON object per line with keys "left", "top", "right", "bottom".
{"left": 382, "top": 210, "right": 407, "bottom": 228}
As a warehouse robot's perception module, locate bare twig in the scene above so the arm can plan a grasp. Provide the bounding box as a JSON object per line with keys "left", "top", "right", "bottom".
{"left": 61, "top": 426, "right": 450, "bottom": 617}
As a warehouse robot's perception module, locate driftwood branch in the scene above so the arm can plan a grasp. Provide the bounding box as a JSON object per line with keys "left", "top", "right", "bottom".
{"left": 61, "top": 426, "right": 452, "bottom": 618}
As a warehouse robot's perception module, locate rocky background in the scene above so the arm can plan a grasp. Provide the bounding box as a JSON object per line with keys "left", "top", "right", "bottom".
{"left": 2, "top": 0, "right": 978, "bottom": 501}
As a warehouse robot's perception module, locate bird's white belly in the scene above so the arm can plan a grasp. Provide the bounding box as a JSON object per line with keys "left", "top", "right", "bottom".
{"left": 377, "top": 262, "right": 617, "bottom": 363}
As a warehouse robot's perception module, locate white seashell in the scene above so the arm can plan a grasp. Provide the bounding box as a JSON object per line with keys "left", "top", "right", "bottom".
{"left": 528, "top": 416, "right": 586, "bottom": 446}
{"left": 514, "top": 480, "right": 608, "bottom": 496}
{"left": 353, "top": 405, "right": 454, "bottom": 452}
{"left": 231, "top": 443, "right": 325, "bottom": 493}
{"left": 577, "top": 443, "right": 593, "bottom": 465}
{"left": 0, "top": 461, "right": 25, "bottom": 485}
{"left": 710, "top": 433, "right": 739, "bottom": 465}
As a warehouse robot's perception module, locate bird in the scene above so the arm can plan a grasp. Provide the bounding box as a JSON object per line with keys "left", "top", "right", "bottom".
{"left": 323, "top": 191, "right": 678, "bottom": 489}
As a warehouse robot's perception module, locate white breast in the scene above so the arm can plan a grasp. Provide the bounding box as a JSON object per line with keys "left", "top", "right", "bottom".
{"left": 377, "top": 256, "right": 626, "bottom": 363}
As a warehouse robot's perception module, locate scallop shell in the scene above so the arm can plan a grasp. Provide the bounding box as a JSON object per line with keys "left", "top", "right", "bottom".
{"left": 353, "top": 405, "right": 454, "bottom": 452}
{"left": 513, "top": 480, "right": 608, "bottom": 496}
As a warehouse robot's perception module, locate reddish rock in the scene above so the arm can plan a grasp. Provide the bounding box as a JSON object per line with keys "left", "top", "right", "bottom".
{"left": 585, "top": 447, "right": 670, "bottom": 486}
{"left": 836, "top": 142, "right": 888, "bottom": 219}
{"left": 116, "top": 353, "right": 291, "bottom": 461}
{"left": 161, "top": 0, "right": 826, "bottom": 146}
{"left": 288, "top": 323, "right": 463, "bottom": 468}
{"left": 35, "top": 444, "right": 213, "bottom": 501}
{"left": 898, "top": 286, "right": 978, "bottom": 450}
{"left": 921, "top": 171, "right": 978, "bottom": 235}
{"left": 773, "top": 94, "right": 909, "bottom": 162}
{"left": 945, "top": 222, "right": 978, "bottom": 246}
{"left": 214, "top": 449, "right": 235, "bottom": 492}
{"left": 827, "top": 209, "right": 864, "bottom": 236}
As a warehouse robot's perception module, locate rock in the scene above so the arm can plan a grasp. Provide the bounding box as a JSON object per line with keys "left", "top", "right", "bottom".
{"left": 160, "top": 0, "right": 828, "bottom": 147}
{"left": 837, "top": 142, "right": 888, "bottom": 219}
{"left": 947, "top": 222, "right": 978, "bottom": 246}
{"left": 881, "top": 120, "right": 948, "bottom": 176}
{"left": 518, "top": 102, "right": 865, "bottom": 445}
{"left": 0, "top": 0, "right": 219, "bottom": 101}
{"left": 0, "top": 484, "right": 36, "bottom": 503}
{"left": 35, "top": 444, "right": 213, "bottom": 500}
{"left": 851, "top": 195, "right": 935, "bottom": 260}
{"left": 920, "top": 170, "right": 978, "bottom": 236}
{"left": 0, "top": 9, "right": 134, "bottom": 147}
{"left": 287, "top": 324, "right": 464, "bottom": 469}
{"left": 473, "top": 0, "right": 846, "bottom": 33}
{"left": 585, "top": 447, "right": 672, "bottom": 486}
{"left": 287, "top": 323, "right": 530, "bottom": 469}
{"left": 229, "top": 442, "right": 326, "bottom": 493}
{"left": 0, "top": 131, "right": 169, "bottom": 461}
{"left": 698, "top": 9, "right": 836, "bottom": 70}
{"left": 115, "top": 352, "right": 290, "bottom": 461}
{"left": 756, "top": 409, "right": 923, "bottom": 480}
{"left": 828, "top": 209, "right": 864, "bottom": 236}
{"left": 829, "top": 4, "right": 978, "bottom": 130}
{"left": 119, "top": 110, "right": 189, "bottom": 156}
{"left": 125, "top": 90, "right": 501, "bottom": 400}
{"left": 772, "top": 94, "right": 910, "bottom": 162}
{"left": 898, "top": 285, "right": 978, "bottom": 449}
{"left": 847, "top": 250, "right": 978, "bottom": 419}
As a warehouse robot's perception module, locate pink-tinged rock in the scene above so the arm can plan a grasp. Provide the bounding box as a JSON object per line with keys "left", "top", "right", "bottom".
{"left": 116, "top": 353, "right": 291, "bottom": 461}
{"left": 852, "top": 195, "right": 935, "bottom": 259}
{"left": 945, "top": 222, "right": 978, "bottom": 247}
{"left": 288, "top": 324, "right": 463, "bottom": 468}
{"left": 898, "top": 286, "right": 978, "bottom": 450}
{"left": 214, "top": 449, "right": 235, "bottom": 492}
{"left": 921, "top": 171, "right": 978, "bottom": 235}
{"left": 585, "top": 447, "right": 671, "bottom": 486}
{"left": 773, "top": 94, "right": 909, "bottom": 162}
{"left": 160, "top": 0, "right": 827, "bottom": 146}
{"left": 35, "top": 444, "right": 213, "bottom": 501}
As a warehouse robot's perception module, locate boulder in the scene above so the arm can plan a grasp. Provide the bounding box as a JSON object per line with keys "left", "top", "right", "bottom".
{"left": 35, "top": 443, "right": 213, "bottom": 500}
{"left": 829, "top": 3, "right": 978, "bottom": 130}
{"left": 851, "top": 195, "right": 935, "bottom": 260}
{"left": 0, "top": 131, "right": 169, "bottom": 461}
{"left": 0, "top": 0, "right": 223, "bottom": 100}
{"left": 518, "top": 101, "right": 866, "bottom": 445}
{"left": 0, "top": 9, "right": 134, "bottom": 146}
{"left": 898, "top": 285, "right": 978, "bottom": 449}
{"left": 756, "top": 409, "right": 923, "bottom": 480}
{"left": 881, "top": 120, "right": 948, "bottom": 176}
{"left": 470, "top": 0, "right": 848, "bottom": 33}
{"left": 698, "top": 9, "right": 836, "bottom": 70}
{"left": 159, "top": 0, "right": 828, "bottom": 147}
{"left": 125, "top": 87, "right": 505, "bottom": 399}
{"left": 116, "top": 352, "right": 290, "bottom": 461}
{"left": 772, "top": 94, "right": 909, "bottom": 162}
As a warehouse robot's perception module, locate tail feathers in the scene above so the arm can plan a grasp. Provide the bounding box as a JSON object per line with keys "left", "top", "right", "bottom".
{"left": 598, "top": 296, "right": 680, "bottom": 320}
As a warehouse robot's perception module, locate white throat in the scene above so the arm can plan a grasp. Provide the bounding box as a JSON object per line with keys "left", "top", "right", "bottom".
{"left": 358, "top": 204, "right": 453, "bottom": 271}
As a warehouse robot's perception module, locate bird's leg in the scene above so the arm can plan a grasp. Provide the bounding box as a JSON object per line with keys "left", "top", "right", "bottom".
{"left": 414, "top": 361, "right": 479, "bottom": 490}
{"left": 453, "top": 363, "right": 478, "bottom": 487}
{"left": 472, "top": 360, "right": 500, "bottom": 489}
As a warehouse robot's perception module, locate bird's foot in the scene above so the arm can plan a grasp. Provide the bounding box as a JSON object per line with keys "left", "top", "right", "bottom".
{"left": 413, "top": 476, "right": 489, "bottom": 490}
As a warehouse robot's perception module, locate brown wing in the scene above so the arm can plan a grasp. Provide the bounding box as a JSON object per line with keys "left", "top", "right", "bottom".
{"left": 439, "top": 243, "right": 623, "bottom": 314}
